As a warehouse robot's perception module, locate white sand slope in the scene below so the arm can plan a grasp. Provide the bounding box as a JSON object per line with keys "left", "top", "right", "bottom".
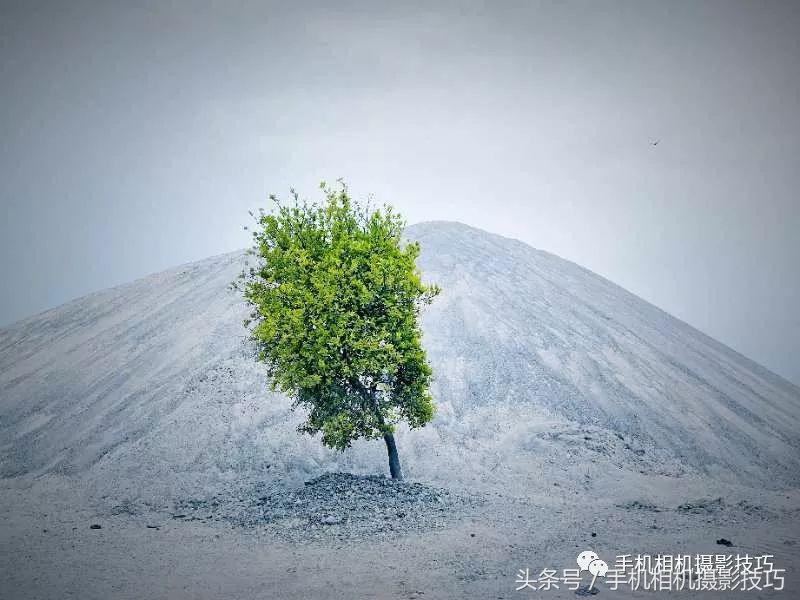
{"left": 0, "top": 221, "right": 798, "bottom": 498}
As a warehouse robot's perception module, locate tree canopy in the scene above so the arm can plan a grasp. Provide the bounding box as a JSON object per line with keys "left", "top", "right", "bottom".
{"left": 240, "top": 182, "right": 439, "bottom": 478}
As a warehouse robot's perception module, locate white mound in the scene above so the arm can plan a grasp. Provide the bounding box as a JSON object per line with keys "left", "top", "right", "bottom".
{"left": 1, "top": 222, "right": 797, "bottom": 498}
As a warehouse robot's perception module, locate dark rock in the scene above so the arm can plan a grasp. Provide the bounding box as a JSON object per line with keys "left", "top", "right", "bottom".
{"left": 575, "top": 584, "right": 599, "bottom": 596}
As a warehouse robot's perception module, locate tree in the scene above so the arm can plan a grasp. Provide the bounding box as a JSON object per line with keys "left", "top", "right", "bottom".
{"left": 240, "top": 182, "right": 439, "bottom": 480}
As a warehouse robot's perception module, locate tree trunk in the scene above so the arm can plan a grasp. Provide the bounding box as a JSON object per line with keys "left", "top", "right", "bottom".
{"left": 383, "top": 432, "right": 403, "bottom": 480}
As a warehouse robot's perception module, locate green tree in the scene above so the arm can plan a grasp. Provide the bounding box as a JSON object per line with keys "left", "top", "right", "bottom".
{"left": 240, "top": 182, "right": 439, "bottom": 479}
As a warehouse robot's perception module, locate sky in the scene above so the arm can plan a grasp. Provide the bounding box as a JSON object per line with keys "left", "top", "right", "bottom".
{"left": 1, "top": 0, "right": 798, "bottom": 384}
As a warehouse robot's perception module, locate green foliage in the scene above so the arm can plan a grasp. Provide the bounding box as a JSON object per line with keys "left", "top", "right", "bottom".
{"left": 240, "top": 181, "right": 439, "bottom": 451}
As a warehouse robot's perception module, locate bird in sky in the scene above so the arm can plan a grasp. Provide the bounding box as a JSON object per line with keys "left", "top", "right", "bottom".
{"left": 651, "top": 140, "right": 660, "bottom": 146}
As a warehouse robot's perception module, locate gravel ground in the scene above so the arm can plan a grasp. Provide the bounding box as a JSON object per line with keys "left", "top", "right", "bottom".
{"left": 2, "top": 472, "right": 799, "bottom": 600}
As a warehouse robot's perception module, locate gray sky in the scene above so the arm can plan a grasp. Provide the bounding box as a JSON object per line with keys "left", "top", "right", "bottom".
{"left": 1, "top": 0, "right": 799, "bottom": 384}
